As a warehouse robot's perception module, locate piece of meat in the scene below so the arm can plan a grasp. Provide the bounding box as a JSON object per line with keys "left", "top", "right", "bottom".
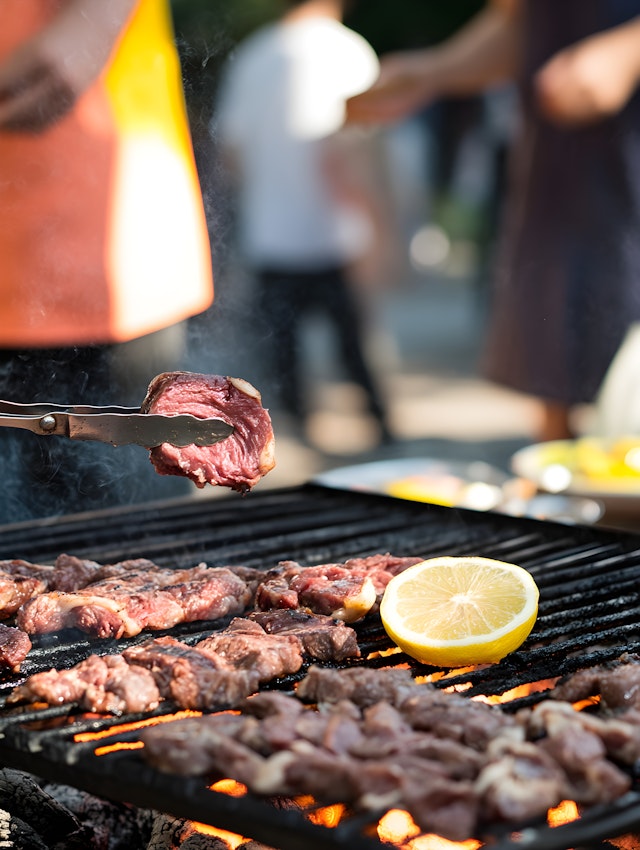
{"left": 0, "top": 555, "right": 160, "bottom": 619}
{"left": 195, "top": 617, "right": 305, "bottom": 681}
{"left": 123, "top": 635, "right": 261, "bottom": 710}
{"left": 0, "top": 623, "right": 32, "bottom": 671}
{"left": 254, "top": 553, "right": 424, "bottom": 621}
{"left": 17, "top": 564, "right": 253, "bottom": 638}
{"left": 296, "top": 665, "right": 419, "bottom": 707}
{"left": 141, "top": 372, "right": 275, "bottom": 492}
{"left": 9, "top": 654, "right": 161, "bottom": 714}
{"left": 551, "top": 656, "right": 640, "bottom": 711}
{"left": 247, "top": 610, "right": 360, "bottom": 662}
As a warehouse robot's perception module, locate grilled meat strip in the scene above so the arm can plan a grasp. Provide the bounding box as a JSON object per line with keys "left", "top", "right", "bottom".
{"left": 141, "top": 372, "right": 276, "bottom": 492}
{"left": 10, "top": 614, "right": 360, "bottom": 713}
{"left": 141, "top": 663, "right": 640, "bottom": 842}
{"left": 255, "top": 553, "right": 424, "bottom": 622}
{"left": 0, "top": 623, "right": 32, "bottom": 671}
{"left": 17, "top": 564, "right": 253, "bottom": 639}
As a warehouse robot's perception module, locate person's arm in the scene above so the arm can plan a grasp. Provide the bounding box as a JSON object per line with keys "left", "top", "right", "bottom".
{"left": 535, "top": 15, "right": 640, "bottom": 126}
{"left": 0, "top": 0, "right": 138, "bottom": 132}
{"left": 346, "top": 0, "right": 522, "bottom": 125}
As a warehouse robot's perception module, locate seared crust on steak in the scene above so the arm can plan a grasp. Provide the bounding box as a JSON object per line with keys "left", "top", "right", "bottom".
{"left": 141, "top": 372, "right": 275, "bottom": 492}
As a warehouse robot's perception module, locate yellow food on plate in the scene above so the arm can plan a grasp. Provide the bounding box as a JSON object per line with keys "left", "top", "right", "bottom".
{"left": 379, "top": 556, "right": 539, "bottom": 667}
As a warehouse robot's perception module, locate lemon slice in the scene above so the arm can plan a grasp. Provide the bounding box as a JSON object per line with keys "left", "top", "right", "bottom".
{"left": 379, "top": 556, "right": 539, "bottom": 667}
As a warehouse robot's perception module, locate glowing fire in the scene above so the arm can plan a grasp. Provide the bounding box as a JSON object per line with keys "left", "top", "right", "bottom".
{"left": 547, "top": 800, "right": 579, "bottom": 828}
{"left": 378, "top": 809, "right": 481, "bottom": 850}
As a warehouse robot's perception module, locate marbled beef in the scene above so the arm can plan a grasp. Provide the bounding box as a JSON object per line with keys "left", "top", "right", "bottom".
{"left": 141, "top": 372, "right": 275, "bottom": 492}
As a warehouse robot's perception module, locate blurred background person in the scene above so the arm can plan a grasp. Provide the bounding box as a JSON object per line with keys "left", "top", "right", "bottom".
{"left": 347, "top": 0, "right": 640, "bottom": 444}
{"left": 0, "top": 0, "right": 214, "bottom": 522}
{"left": 213, "top": 0, "right": 394, "bottom": 445}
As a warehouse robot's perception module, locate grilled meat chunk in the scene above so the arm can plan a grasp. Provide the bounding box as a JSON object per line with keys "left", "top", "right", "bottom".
{"left": 296, "top": 664, "right": 419, "bottom": 707}
{"left": 141, "top": 372, "right": 275, "bottom": 492}
{"left": 17, "top": 564, "right": 253, "bottom": 639}
{"left": 551, "top": 655, "right": 640, "bottom": 711}
{"left": 254, "top": 553, "right": 423, "bottom": 622}
{"left": 247, "top": 609, "right": 360, "bottom": 661}
{"left": 195, "top": 618, "right": 304, "bottom": 681}
{"left": 10, "top": 654, "right": 161, "bottom": 714}
{"left": 0, "top": 623, "right": 32, "bottom": 672}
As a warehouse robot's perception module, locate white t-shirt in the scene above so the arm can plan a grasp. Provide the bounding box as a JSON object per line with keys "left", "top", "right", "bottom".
{"left": 214, "top": 17, "right": 380, "bottom": 269}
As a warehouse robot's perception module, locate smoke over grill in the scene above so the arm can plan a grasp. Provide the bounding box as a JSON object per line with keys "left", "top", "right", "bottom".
{"left": 0, "top": 484, "right": 639, "bottom": 850}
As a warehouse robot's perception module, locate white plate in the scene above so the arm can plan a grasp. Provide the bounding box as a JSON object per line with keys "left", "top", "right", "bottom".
{"left": 314, "top": 457, "right": 603, "bottom": 524}
{"left": 511, "top": 439, "right": 640, "bottom": 519}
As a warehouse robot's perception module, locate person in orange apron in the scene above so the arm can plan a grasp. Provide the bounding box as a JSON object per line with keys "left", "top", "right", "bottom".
{"left": 0, "top": 0, "right": 215, "bottom": 521}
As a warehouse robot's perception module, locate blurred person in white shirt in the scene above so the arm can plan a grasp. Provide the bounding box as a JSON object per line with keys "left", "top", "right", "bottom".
{"left": 214, "top": 0, "right": 393, "bottom": 443}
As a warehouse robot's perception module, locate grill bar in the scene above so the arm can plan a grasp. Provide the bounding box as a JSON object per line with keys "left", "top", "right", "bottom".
{"left": 0, "top": 484, "right": 639, "bottom": 849}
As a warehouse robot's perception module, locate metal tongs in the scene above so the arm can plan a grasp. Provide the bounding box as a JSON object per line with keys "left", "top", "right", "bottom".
{"left": 0, "top": 400, "right": 234, "bottom": 448}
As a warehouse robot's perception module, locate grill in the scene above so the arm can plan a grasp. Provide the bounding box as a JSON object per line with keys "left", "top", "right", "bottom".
{"left": 0, "top": 483, "right": 639, "bottom": 850}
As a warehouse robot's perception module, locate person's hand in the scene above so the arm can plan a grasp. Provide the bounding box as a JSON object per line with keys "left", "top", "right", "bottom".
{"left": 535, "top": 18, "right": 640, "bottom": 127}
{"left": 346, "top": 50, "right": 437, "bottom": 126}
{"left": 0, "top": 0, "right": 136, "bottom": 132}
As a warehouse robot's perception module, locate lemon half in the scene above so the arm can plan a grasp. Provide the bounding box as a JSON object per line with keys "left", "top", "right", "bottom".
{"left": 379, "top": 556, "right": 539, "bottom": 667}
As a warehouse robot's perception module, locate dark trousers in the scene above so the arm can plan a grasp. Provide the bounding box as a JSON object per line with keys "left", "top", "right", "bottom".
{"left": 255, "top": 265, "right": 388, "bottom": 426}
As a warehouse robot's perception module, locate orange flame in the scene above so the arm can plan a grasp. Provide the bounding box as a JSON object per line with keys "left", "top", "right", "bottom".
{"left": 547, "top": 800, "right": 579, "bottom": 827}
{"left": 74, "top": 709, "right": 202, "bottom": 743}
{"left": 378, "top": 809, "right": 481, "bottom": 850}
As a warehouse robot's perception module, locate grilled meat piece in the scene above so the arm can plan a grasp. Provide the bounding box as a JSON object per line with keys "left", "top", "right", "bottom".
{"left": 0, "top": 623, "right": 32, "bottom": 672}
{"left": 475, "top": 737, "right": 569, "bottom": 824}
{"left": 247, "top": 609, "right": 360, "bottom": 661}
{"left": 255, "top": 553, "right": 424, "bottom": 622}
{"left": 0, "top": 555, "right": 106, "bottom": 619}
{"left": 551, "top": 655, "right": 640, "bottom": 711}
{"left": 141, "top": 372, "right": 275, "bottom": 492}
{"left": 17, "top": 564, "right": 253, "bottom": 639}
{"left": 195, "top": 618, "right": 304, "bottom": 681}
{"left": 10, "top": 654, "right": 161, "bottom": 714}
{"left": 296, "top": 664, "right": 419, "bottom": 707}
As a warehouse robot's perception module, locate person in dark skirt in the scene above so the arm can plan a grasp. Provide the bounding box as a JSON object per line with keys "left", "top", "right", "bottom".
{"left": 347, "top": 0, "right": 640, "bottom": 441}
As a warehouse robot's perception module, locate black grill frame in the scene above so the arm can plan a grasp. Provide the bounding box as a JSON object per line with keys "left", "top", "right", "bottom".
{"left": 0, "top": 483, "right": 639, "bottom": 849}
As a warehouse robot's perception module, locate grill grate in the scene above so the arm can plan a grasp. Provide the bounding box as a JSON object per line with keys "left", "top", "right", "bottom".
{"left": 0, "top": 483, "right": 639, "bottom": 849}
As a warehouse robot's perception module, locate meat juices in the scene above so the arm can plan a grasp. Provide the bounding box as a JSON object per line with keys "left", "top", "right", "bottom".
{"left": 141, "top": 372, "right": 275, "bottom": 492}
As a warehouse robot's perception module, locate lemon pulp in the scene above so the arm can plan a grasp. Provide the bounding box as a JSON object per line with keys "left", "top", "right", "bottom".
{"left": 379, "top": 556, "right": 539, "bottom": 667}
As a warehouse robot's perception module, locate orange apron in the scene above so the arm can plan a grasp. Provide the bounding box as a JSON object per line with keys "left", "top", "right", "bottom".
{"left": 0, "top": 0, "right": 214, "bottom": 346}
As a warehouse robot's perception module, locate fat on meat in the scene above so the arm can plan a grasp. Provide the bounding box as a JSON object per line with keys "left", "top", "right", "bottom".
{"left": 141, "top": 372, "right": 275, "bottom": 492}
